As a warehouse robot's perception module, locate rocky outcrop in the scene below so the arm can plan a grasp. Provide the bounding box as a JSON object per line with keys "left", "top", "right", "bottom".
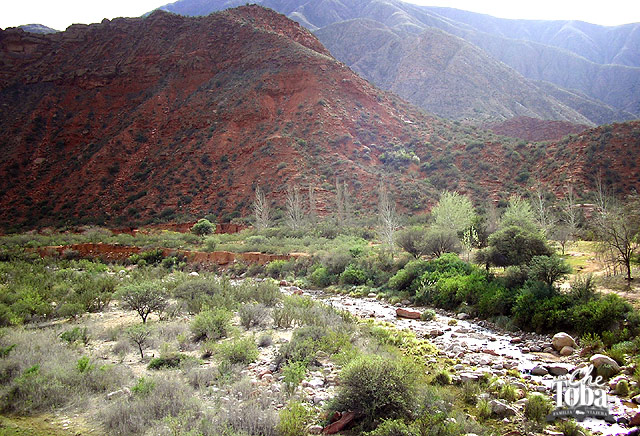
{"left": 396, "top": 308, "right": 421, "bottom": 319}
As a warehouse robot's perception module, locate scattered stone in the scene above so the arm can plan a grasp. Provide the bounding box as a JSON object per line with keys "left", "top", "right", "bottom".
{"left": 547, "top": 365, "right": 569, "bottom": 376}
{"left": 543, "top": 347, "right": 555, "bottom": 354}
{"left": 323, "top": 411, "right": 356, "bottom": 434}
{"left": 401, "top": 300, "right": 411, "bottom": 305}
{"left": 106, "top": 388, "right": 130, "bottom": 401}
{"left": 429, "top": 329, "right": 444, "bottom": 337}
{"left": 396, "top": 308, "right": 421, "bottom": 319}
{"left": 459, "top": 372, "right": 481, "bottom": 383}
{"left": 489, "top": 399, "right": 517, "bottom": 417}
{"left": 629, "top": 412, "right": 640, "bottom": 427}
{"left": 590, "top": 354, "right": 621, "bottom": 374}
{"left": 189, "top": 271, "right": 199, "bottom": 276}
{"left": 510, "top": 337, "right": 522, "bottom": 344}
{"left": 279, "top": 280, "right": 288, "bottom": 286}
{"left": 308, "top": 425, "right": 323, "bottom": 434}
{"left": 367, "top": 292, "right": 377, "bottom": 298}
{"left": 552, "top": 332, "right": 577, "bottom": 351}
{"left": 633, "top": 394, "right": 640, "bottom": 405}
{"left": 531, "top": 365, "right": 548, "bottom": 376}
{"left": 530, "top": 345, "right": 542, "bottom": 352}
{"left": 457, "top": 313, "right": 470, "bottom": 320}
{"left": 559, "top": 346, "right": 575, "bottom": 356}
{"left": 261, "top": 373, "right": 273, "bottom": 382}
{"left": 293, "top": 289, "right": 304, "bottom": 296}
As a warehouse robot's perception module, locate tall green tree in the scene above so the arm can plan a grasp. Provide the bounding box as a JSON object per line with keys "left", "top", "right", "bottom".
{"left": 432, "top": 191, "right": 475, "bottom": 233}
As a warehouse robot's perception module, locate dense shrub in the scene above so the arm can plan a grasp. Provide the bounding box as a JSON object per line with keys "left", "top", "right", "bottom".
{"left": 480, "top": 226, "right": 552, "bottom": 267}
{"left": 216, "top": 337, "right": 259, "bottom": 365}
{"left": 309, "top": 266, "right": 332, "bottom": 288}
{"left": 265, "top": 260, "right": 294, "bottom": 279}
{"left": 190, "top": 307, "right": 232, "bottom": 341}
{"left": 239, "top": 303, "right": 269, "bottom": 328}
{"left": 524, "top": 393, "right": 553, "bottom": 423}
{"left": 328, "top": 354, "right": 419, "bottom": 430}
{"left": 340, "top": 264, "right": 368, "bottom": 285}
{"left": 191, "top": 219, "right": 215, "bottom": 236}
{"left": 276, "top": 401, "right": 311, "bottom": 436}
{"left": 527, "top": 255, "right": 571, "bottom": 287}
{"left": 365, "top": 419, "right": 411, "bottom": 436}
{"left": 388, "top": 259, "right": 429, "bottom": 293}
{"left": 570, "top": 294, "right": 633, "bottom": 336}
{"left": 276, "top": 325, "right": 352, "bottom": 368}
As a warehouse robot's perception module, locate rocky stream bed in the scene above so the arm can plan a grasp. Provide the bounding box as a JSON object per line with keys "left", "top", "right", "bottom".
{"left": 277, "top": 285, "right": 640, "bottom": 435}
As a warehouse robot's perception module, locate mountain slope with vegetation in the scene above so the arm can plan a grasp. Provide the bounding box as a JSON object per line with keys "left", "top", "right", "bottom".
{"left": 1, "top": 5, "right": 640, "bottom": 231}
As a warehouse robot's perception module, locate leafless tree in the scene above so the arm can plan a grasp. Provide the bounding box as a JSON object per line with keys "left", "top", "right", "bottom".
{"left": 307, "top": 185, "right": 317, "bottom": 224}
{"left": 593, "top": 195, "right": 640, "bottom": 281}
{"left": 378, "top": 181, "right": 399, "bottom": 257}
{"left": 285, "top": 184, "right": 304, "bottom": 231}
{"left": 253, "top": 186, "right": 270, "bottom": 230}
{"left": 561, "top": 184, "right": 579, "bottom": 242}
{"left": 531, "top": 182, "right": 557, "bottom": 237}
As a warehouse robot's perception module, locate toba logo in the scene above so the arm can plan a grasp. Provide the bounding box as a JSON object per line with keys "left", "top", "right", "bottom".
{"left": 547, "top": 364, "right": 614, "bottom": 422}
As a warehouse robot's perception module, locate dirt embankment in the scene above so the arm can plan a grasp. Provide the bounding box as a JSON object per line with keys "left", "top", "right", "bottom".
{"left": 36, "top": 243, "right": 303, "bottom": 265}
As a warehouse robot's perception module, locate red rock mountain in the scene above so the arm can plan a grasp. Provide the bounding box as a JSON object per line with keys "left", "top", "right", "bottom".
{"left": 0, "top": 6, "right": 638, "bottom": 229}
{"left": 484, "top": 117, "right": 591, "bottom": 142}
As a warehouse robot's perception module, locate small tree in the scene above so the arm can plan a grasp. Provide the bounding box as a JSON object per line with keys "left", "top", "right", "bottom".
{"left": 594, "top": 197, "right": 640, "bottom": 281}
{"left": 307, "top": 186, "right": 317, "bottom": 224}
{"left": 527, "top": 255, "right": 572, "bottom": 288}
{"left": 432, "top": 191, "right": 475, "bottom": 234}
{"left": 285, "top": 184, "right": 304, "bottom": 231}
{"left": 118, "top": 282, "right": 168, "bottom": 323}
{"left": 378, "top": 182, "right": 399, "bottom": 257}
{"left": 423, "top": 228, "right": 461, "bottom": 258}
{"left": 501, "top": 195, "right": 537, "bottom": 232}
{"left": 531, "top": 183, "right": 557, "bottom": 237}
{"left": 396, "top": 226, "right": 428, "bottom": 258}
{"left": 480, "top": 225, "right": 552, "bottom": 268}
{"left": 253, "top": 186, "right": 270, "bottom": 230}
{"left": 191, "top": 218, "right": 215, "bottom": 236}
{"left": 126, "top": 323, "right": 151, "bottom": 360}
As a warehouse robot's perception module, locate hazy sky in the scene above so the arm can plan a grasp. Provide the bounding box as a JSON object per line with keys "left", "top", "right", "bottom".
{"left": 1, "top": 0, "right": 639, "bottom": 31}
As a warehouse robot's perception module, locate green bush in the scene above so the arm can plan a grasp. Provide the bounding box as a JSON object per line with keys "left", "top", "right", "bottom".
{"left": 265, "top": 260, "right": 293, "bottom": 279}
{"left": 238, "top": 303, "right": 269, "bottom": 328}
{"left": 190, "top": 307, "right": 232, "bottom": 341}
{"left": 216, "top": 337, "right": 259, "bottom": 365}
{"left": 421, "top": 309, "right": 436, "bottom": 321}
{"left": 60, "top": 326, "right": 89, "bottom": 345}
{"left": 276, "top": 401, "right": 310, "bottom": 436}
{"left": 276, "top": 325, "right": 352, "bottom": 367}
{"left": 570, "top": 294, "right": 632, "bottom": 336}
{"left": 365, "top": 419, "right": 411, "bottom": 436}
{"left": 328, "top": 354, "right": 419, "bottom": 430}
{"left": 191, "top": 219, "right": 215, "bottom": 236}
{"left": 340, "top": 264, "right": 368, "bottom": 285}
{"left": 388, "top": 260, "right": 429, "bottom": 293}
{"left": 309, "top": 266, "right": 332, "bottom": 288}
{"left": 148, "top": 353, "right": 188, "bottom": 370}
{"left": 525, "top": 393, "right": 553, "bottom": 423}
{"left": 282, "top": 361, "right": 306, "bottom": 395}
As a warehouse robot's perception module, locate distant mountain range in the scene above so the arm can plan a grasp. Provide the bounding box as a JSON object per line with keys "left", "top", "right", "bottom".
{"left": 155, "top": 0, "right": 639, "bottom": 125}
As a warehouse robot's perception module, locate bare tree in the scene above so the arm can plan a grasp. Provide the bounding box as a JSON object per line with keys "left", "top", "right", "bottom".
{"left": 594, "top": 196, "right": 640, "bottom": 281}
{"left": 308, "top": 185, "right": 317, "bottom": 224}
{"left": 378, "top": 181, "right": 399, "bottom": 257}
{"left": 335, "top": 177, "right": 345, "bottom": 226}
{"left": 285, "top": 184, "right": 304, "bottom": 231}
{"left": 253, "top": 186, "right": 270, "bottom": 230}
{"left": 342, "top": 181, "right": 353, "bottom": 227}
{"left": 531, "top": 183, "right": 557, "bottom": 237}
{"left": 561, "top": 184, "right": 579, "bottom": 241}
{"left": 552, "top": 225, "right": 572, "bottom": 255}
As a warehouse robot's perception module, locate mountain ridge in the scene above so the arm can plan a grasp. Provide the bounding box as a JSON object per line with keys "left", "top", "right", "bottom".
{"left": 153, "top": 0, "right": 640, "bottom": 124}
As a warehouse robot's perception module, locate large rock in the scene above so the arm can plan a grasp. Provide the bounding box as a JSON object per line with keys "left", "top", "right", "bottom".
{"left": 531, "top": 365, "right": 549, "bottom": 376}
{"left": 552, "top": 332, "right": 577, "bottom": 351}
{"left": 630, "top": 411, "right": 640, "bottom": 427}
{"left": 323, "top": 411, "right": 356, "bottom": 434}
{"left": 547, "top": 365, "right": 569, "bottom": 376}
{"left": 560, "top": 346, "right": 575, "bottom": 356}
{"left": 590, "top": 354, "right": 621, "bottom": 374}
{"left": 489, "top": 399, "right": 517, "bottom": 417}
{"left": 396, "top": 308, "right": 421, "bottom": 319}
